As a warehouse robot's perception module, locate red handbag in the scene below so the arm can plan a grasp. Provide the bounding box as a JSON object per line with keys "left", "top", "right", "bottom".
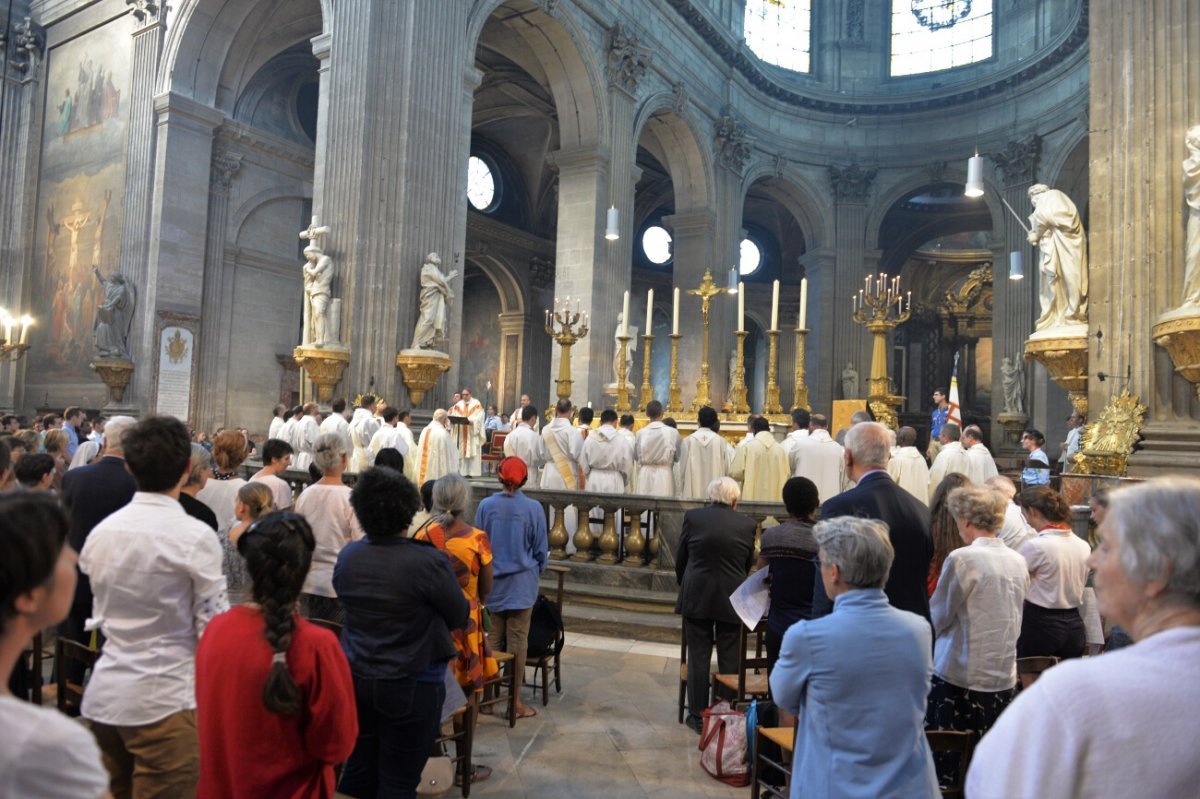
{"left": 698, "top": 701, "right": 750, "bottom": 787}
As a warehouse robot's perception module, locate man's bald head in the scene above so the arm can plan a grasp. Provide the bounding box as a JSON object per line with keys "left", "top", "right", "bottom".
{"left": 896, "top": 426, "right": 917, "bottom": 448}
{"left": 844, "top": 422, "right": 892, "bottom": 470}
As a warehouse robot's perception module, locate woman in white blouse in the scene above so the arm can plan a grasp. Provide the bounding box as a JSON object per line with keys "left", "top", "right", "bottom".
{"left": 1014, "top": 486, "right": 1091, "bottom": 659}
{"left": 294, "top": 432, "right": 363, "bottom": 623}
{"left": 196, "top": 429, "right": 249, "bottom": 530}
{"left": 927, "top": 485, "right": 1029, "bottom": 779}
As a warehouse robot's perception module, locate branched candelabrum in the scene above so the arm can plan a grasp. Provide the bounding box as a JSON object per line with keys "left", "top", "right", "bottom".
{"left": 544, "top": 301, "right": 589, "bottom": 407}
{"left": 852, "top": 272, "right": 911, "bottom": 428}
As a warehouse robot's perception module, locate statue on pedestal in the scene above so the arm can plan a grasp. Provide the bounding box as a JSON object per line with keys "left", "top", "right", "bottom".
{"left": 411, "top": 253, "right": 458, "bottom": 351}
{"left": 841, "top": 361, "right": 859, "bottom": 399}
{"left": 302, "top": 244, "right": 334, "bottom": 347}
{"left": 612, "top": 312, "right": 638, "bottom": 386}
{"left": 92, "top": 266, "right": 136, "bottom": 360}
{"left": 1001, "top": 355, "right": 1025, "bottom": 415}
{"left": 1182, "top": 125, "right": 1200, "bottom": 306}
{"left": 1028, "top": 184, "right": 1088, "bottom": 330}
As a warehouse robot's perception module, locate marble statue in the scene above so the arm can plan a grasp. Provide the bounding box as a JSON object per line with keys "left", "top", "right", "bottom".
{"left": 92, "top": 266, "right": 136, "bottom": 360}
{"left": 841, "top": 361, "right": 859, "bottom": 399}
{"left": 302, "top": 244, "right": 334, "bottom": 346}
{"left": 411, "top": 252, "right": 458, "bottom": 350}
{"left": 1182, "top": 125, "right": 1200, "bottom": 306}
{"left": 727, "top": 348, "right": 738, "bottom": 390}
{"left": 1028, "top": 184, "right": 1088, "bottom": 330}
{"left": 612, "top": 312, "right": 638, "bottom": 384}
{"left": 1001, "top": 355, "right": 1025, "bottom": 416}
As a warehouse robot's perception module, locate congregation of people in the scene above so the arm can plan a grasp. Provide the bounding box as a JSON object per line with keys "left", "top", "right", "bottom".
{"left": 2, "top": 389, "right": 1198, "bottom": 799}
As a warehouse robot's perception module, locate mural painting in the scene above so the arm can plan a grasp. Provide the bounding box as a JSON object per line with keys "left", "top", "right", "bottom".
{"left": 31, "top": 16, "right": 133, "bottom": 389}
{"left": 460, "top": 272, "right": 502, "bottom": 411}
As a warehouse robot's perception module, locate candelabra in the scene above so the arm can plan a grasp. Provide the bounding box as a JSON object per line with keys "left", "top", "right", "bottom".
{"left": 666, "top": 333, "right": 684, "bottom": 412}
{"left": 614, "top": 334, "right": 632, "bottom": 412}
{"left": 0, "top": 312, "right": 33, "bottom": 362}
{"left": 544, "top": 302, "right": 590, "bottom": 407}
{"left": 792, "top": 325, "right": 811, "bottom": 412}
{"left": 852, "top": 272, "right": 911, "bottom": 429}
{"left": 763, "top": 328, "right": 785, "bottom": 418}
{"left": 688, "top": 269, "right": 726, "bottom": 411}
{"left": 638, "top": 332, "right": 655, "bottom": 411}
{"left": 0, "top": 342, "right": 30, "bottom": 362}
{"left": 729, "top": 330, "right": 750, "bottom": 415}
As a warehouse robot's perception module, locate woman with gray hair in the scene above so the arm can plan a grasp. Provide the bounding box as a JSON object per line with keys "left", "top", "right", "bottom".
{"left": 294, "top": 432, "right": 364, "bottom": 622}
{"left": 770, "top": 515, "right": 939, "bottom": 798}
{"left": 926, "top": 486, "right": 1029, "bottom": 784}
{"left": 674, "top": 476, "right": 757, "bottom": 733}
{"left": 968, "top": 477, "right": 1200, "bottom": 797}
{"left": 179, "top": 442, "right": 219, "bottom": 531}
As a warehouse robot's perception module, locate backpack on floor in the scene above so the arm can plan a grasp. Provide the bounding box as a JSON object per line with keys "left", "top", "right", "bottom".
{"left": 525, "top": 594, "right": 565, "bottom": 661}
{"left": 698, "top": 700, "right": 750, "bottom": 787}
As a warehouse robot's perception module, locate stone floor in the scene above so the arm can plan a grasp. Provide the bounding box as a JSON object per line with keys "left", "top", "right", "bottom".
{"left": 464, "top": 631, "right": 748, "bottom": 799}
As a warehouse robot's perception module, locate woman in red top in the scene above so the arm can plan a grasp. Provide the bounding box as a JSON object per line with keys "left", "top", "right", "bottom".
{"left": 196, "top": 512, "right": 357, "bottom": 799}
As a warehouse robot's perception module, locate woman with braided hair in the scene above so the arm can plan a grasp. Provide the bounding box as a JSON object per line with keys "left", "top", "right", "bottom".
{"left": 196, "top": 512, "right": 357, "bottom": 798}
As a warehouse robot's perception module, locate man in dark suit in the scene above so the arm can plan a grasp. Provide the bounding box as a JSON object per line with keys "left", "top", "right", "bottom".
{"left": 814, "top": 421, "right": 933, "bottom": 620}
{"left": 675, "top": 476, "right": 757, "bottom": 733}
{"left": 59, "top": 415, "right": 138, "bottom": 658}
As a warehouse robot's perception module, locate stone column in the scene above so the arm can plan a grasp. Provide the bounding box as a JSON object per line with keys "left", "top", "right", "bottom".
{"left": 663, "top": 209, "right": 718, "bottom": 409}
{"left": 828, "top": 164, "right": 877, "bottom": 402}
{"left": 1091, "top": 0, "right": 1200, "bottom": 474}
{"left": 193, "top": 149, "right": 242, "bottom": 433}
{"left": 497, "top": 311, "right": 524, "bottom": 414}
{"left": 0, "top": 14, "right": 42, "bottom": 412}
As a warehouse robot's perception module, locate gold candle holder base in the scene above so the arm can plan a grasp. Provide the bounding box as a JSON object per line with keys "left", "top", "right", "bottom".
{"left": 763, "top": 328, "right": 784, "bottom": 418}
{"left": 792, "top": 326, "right": 810, "bottom": 412}
{"left": 729, "top": 330, "right": 750, "bottom": 414}
{"left": 639, "top": 332, "right": 655, "bottom": 411}
{"left": 615, "top": 334, "right": 632, "bottom": 413}
{"left": 666, "top": 333, "right": 684, "bottom": 412}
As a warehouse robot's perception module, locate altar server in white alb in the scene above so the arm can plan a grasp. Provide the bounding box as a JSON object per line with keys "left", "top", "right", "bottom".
{"left": 347, "top": 394, "right": 380, "bottom": 472}
{"left": 679, "top": 406, "right": 733, "bottom": 499}
{"left": 279, "top": 406, "right": 302, "bottom": 452}
{"left": 929, "top": 422, "right": 972, "bottom": 497}
{"left": 541, "top": 399, "right": 584, "bottom": 539}
{"left": 730, "top": 415, "right": 789, "bottom": 503}
{"left": 451, "top": 387, "right": 486, "bottom": 477}
{"left": 369, "top": 407, "right": 409, "bottom": 462}
{"left": 790, "top": 413, "right": 846, "bottom": 504}
{"left": 781, "top": 408, "right": 810, "bottom": 461}
{"left": 887, "top": 426, "right": 931, "bottom": 505}
{"left": 635, "top": 401, "right": 681, "bottom": 497}
{"left": 963, "top": 424, "right": 1000, "bottom": 485}
{"left": 319, "top": 397, "right": 352, "bottom": 451}
{"left": 292, "top": 402, "right": 321, "bottom": 472}
{"left": 504, "top": 405, "right": 547, "bottom": 475}
{"left": 415, "top": 409, "right": 459, "bottom": 485}
{"left": 580, "top": 409, "right": 634, "bottom": 494}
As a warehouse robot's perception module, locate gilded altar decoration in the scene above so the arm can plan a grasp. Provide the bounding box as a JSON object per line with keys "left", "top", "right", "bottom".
{"left": 294, "top": 345, "right": 350, "bottom": 404}
{"left": 852, "top": 271, "right": 911, "bottom": 429}
{"left": 1073, "top": 389, "right": 1147, "bottom": 476}
{"left": 92, "top": 358, "right": 134, "bottom": 405}
{"left": 1152, "top": 312, "right": 1200, "bottom": 399}
{"left": 395, "top": 349, "right": 451, "bottom": 406}
{"left": 1024, "top": 329, "right": 1088, "bottom": 415}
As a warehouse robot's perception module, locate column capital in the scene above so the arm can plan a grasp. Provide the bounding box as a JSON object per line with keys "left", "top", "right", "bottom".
{"left": 153, "top": 92, "right": 225, "bottom": 132}
{"left": 311, "top": 32, "right": 332, "bottom": 62}
{"left": 797, "top": 247, "right": 837, "bottom": 274}
{"left": 661, "top": 209, "right": 716, "bottom": 236}
{"left": 546, "top": 145, "right": 610, "bottom": 176}
{"left": 606, "top": 22, "right": 653, "bottom": 98}
{"left": 210, "top": 150, "right": 243, "bottom": 192}
{"left": 829, "top": 163, "right": 876, "bottom": 203}
{"left": 990, "top": 134, "right": 1042, "bottom": 188}
{"left": 714, "top": 106, "right": 753, "bottom": 174}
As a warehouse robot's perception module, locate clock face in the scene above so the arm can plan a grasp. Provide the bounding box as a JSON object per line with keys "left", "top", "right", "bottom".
{"left": 467, "top": 155, "right": 496, "bottom": 211}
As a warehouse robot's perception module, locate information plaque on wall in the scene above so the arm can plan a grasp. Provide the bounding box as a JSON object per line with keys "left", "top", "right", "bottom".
{"left": 156, "top": 327, "right": 194, "bottom": 422}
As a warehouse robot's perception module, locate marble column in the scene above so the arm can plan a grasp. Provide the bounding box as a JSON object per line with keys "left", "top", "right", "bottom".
{"left": 0, "top": 14, "right": 42, "bottom": 412}
{"left": 1091, "top": 0, "right": 1200, "bottom": 475}
{"left": 828, "top": 164, "right": 877, "bottom": 403}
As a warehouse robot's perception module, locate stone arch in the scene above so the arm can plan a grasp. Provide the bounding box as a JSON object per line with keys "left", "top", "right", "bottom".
{"left": 229, "top": 186, "right": 313, "bottom": 243}
{"left": 1043, "top": 125, "right": 1090, "bottom": 222}
{"left": 739, "top": 162, "right": 831, "bottom": 252}
{"left": 468, "top": 254, "right": 526, "bottom": 316}
{"left": 467, "top": 0, "right": 606, "bottom": 149}
{"left": 631, "top": 95, "right": 714, "bottom": 213}
{"left": 461, "top": 254, "right": 526, "bottom": 411}
{"left": 868, "top": 168, "right": 1003, "bottom": 255}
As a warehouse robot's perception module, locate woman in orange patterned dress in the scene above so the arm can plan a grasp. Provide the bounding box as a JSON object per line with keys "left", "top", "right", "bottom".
{"left": 416, "top": 474, "right": 499, "bottom": 695}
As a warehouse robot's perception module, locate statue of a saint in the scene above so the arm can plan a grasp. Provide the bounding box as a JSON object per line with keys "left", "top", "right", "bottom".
{"left": 92, "top": 266, "right": 136, "bottom": 360}
{"left": 1001, "top": 356, "right": 1025, "bottom": 416}
{"left": 302, "top": 244, "right": 334, "bottom": 346}
{"left": 1028, "top": 184, "right": 1088, "bottom": 330}
{"left": 411, "top": 253, "right": 458, "bottom": 350}
{"left": 728, "top": 348, "right": 738, "bottom": 390}
{"left": 841, "top": 361, "right": 859, "bottom": 399}
{"left": 612, "top": 313, "right": 638, "bottom": 385}
{"left": 1182, "top": 126, "right": 1200, "bottom": 306}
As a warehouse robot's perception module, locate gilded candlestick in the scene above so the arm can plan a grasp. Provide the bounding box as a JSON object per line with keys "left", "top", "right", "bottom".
{"left": 852, "top": 272, "right": 911, "bottom": 429}
{"left": 639, "top": 332, "right": 655, "bottom": 411}
{"left": 729, "top": 330, "right": 750, "bottom": 415}
{"left": 615, "top": 334, "right": 632, "bottom": 412}
{"left": 688, "top": 269, "right": 726, "bottom": 411}
{"left": 544, "top": 306, "right": 590, "bottom": 408}
{"left": 666, "top": 333, "right": 684, "bottom": 412}
{"left": 763, "top": 328, "right": 784, "bottom": 418}
{"left": 792, "top": 326, "right": 811, "bottom": 412}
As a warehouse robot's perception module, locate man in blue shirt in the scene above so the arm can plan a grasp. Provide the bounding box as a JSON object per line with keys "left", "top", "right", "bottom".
{"left": 1020, "top": 429, "right": 1051, "bottom": 487}
{"left": 770, "top": 515, "right": 939, "bottom": 799}
{"left": 476, "top": 456, "right": 548, "bottom": 719}
{"left": 63, "top": 406, "right": 83, "bottom": 458}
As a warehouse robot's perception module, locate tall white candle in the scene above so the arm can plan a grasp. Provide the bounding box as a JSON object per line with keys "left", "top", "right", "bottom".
{"left": 18, "top": 317, "right": 30, "bottom": 345}
{"left": 738, "top": 282, "right": 745, "bottom": 331}
{"left": 645, "top": 288, "right": 654, "bottom": 332}
{"left": 622, "top": 290, "right": 630, "bottom": 336}
{"left": 672, "top": 287, "right": 680, "bottom": 335}
{"left": 770, "top": 280, "right": 780, "bottom": 330}
{"left": 799, "top": 278, "right": 808, "bottom": 329}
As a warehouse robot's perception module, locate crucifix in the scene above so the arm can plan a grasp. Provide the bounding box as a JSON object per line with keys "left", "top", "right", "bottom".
{"left": 62, "top": 197, "right": 91, "bottom": 283}
{"left": 299, "top": 215, "right": 331, "bottom": 250}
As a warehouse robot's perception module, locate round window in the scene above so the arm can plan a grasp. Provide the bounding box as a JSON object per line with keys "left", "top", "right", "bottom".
{"left": 739, "top": 237, "right": 762, "bottom": 276}
{"left": 467, "top": 155, "right": 497, "bottom": 211}
{"left": 642, "top": 225, "right": 673, "bottom": 265}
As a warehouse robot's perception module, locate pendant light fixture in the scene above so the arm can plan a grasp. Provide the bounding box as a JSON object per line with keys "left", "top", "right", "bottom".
{"left": 964, "top": 152, "right": 984, "bottom": 197}
{"left": 1009, "top": 251, "right": 1024, "bottom": 280}
{"left": 605, "top": 205, "right": 619, "bottom": 240}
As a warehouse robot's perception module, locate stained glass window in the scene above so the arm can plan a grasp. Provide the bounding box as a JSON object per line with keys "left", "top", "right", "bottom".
{"left": 890, "top": 0, "right": 993, "bottom": 76}
{"left": 744, "top": 0, "right": 812, "bottom": 74}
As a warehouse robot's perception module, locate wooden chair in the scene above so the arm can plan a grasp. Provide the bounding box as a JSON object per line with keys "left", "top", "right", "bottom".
{"left": 1016, "top": 655, "right": 1060, "bottom": 689}
{"left": 14, "top": 631, "right": 44, "bottom": 705}
{"left": 751, "top": 726, "right": 794, "bottom": 799}
{"left": 433, "top": 701, "right": 477, "bottom": 798}
{"left": 710, "top": 619, "right": 770, "bottom": 708}
{"left": 55, "top": 638, "right": 99, "bottom": 717}
{"left": 925, "top": 729, "right": 976, "bottom": 799}
{"left": 677, "top": 623, "right": 689, "bottom": 724}
{"left": 481, "top": 432, "right": 507, "bottom": 474}
{"left": 478, "top": 651, "right": 517, "bottom": 728}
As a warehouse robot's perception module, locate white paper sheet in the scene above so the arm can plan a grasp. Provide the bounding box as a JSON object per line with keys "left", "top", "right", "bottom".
{"left": 730, "top": 566, "right": 771, "bottom": 630}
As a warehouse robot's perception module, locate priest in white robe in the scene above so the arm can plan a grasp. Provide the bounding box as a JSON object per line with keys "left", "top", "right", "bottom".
{"left": 541, "top": 399, "right": 584, "bottom": 540}
{"left": 348, "top": 395, "right": 380, "bottom": 472}
{"left": 279, "top": 406, "right": 301, "bottom": 452}
{"left": 729, "top": 415, "right": 789, "bottom": 502}
{"left": 415, "top": 409, "right": 459, "bottom": 486}
{"left": 580, "top": 409, "right": 633, "bottom": 494}
{"left": 617, "top": 414, "right": 637, "bottom": 490}
{"left": 679, "top": 406, "right": 733, "bottom": 498}
{"left": 511, "top": 393, "right": 539, "bottom": 432}
{"left": 780, "top": 408, "right": 810, "bottom": 461}
{"left": 886, "top": 426, "right": 931, "bottom": 505}
{"left": 292, "top": 402, "right": 321, "bottom": 472}
{"left": 369, "top": 407, "right": 409, "bottom": 461}
{"left": 962, "top": 424, "right": 1000, "bottom": 485}
{"left": 790, "top": 414, "right": 846, "bottom": 506}
{"left": 504, "top": 405, "right": 547, "bottom": 474}
{"left": 319, "top": 398, "right": 352, "bottom": 451}
{"left": 634, "top": 401, "right": 682, "bottom": 496}
{"left": 928, "top": 422, "right": 972, "bottom": 497}
{"left": 451, "top": 387, "right": 486, "bottom": 477}
{"left": 268, "top": 403, "right": 287, "bottom": 441}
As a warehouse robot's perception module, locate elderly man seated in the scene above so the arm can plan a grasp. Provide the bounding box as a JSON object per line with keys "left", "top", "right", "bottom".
{"left": 770, "top": 515, "right": 939, "bottom": 799}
